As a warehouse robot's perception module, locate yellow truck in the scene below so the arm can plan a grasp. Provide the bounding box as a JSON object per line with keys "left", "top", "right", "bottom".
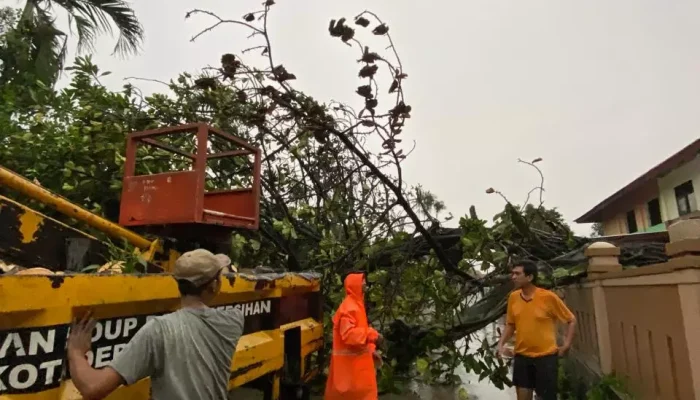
{"left": 0, "top": 124, "right": 323, "bottom": 400}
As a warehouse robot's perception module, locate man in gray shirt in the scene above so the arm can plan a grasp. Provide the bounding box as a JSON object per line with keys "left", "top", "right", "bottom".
{"left": 67, "top": 249, "right": 245, "bottom": 400}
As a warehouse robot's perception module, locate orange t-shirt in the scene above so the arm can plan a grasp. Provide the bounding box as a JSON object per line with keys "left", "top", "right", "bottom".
{"left": 506, "top": 287, "right": 575, "bottom": 357}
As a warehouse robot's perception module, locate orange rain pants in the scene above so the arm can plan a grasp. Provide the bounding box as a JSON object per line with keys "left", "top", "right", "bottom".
{"left": 324, "top": 273, "right": 380, "bottom": 400}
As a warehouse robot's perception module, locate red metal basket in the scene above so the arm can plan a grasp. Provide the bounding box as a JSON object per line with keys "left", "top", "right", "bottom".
{"left": 119, "top": 123, "right": 261, "bottom": 231}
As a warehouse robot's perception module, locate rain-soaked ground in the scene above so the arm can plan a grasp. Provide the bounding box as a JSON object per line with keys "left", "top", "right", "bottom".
{"left": 390, "top": 323, "right": 516, "bottom": 400}
{"left": 231, "top": 324, "right": 516, "bottom": 400}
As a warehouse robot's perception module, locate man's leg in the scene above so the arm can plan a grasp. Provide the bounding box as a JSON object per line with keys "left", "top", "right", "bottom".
{"left": 512, "top": 355, "right": 535, "bottom": 400}
{"left": 516, "top": 388, "right": 534, "bottom": 400}
{"left": 533, "top": 353, "right": 558, "bottom": 400}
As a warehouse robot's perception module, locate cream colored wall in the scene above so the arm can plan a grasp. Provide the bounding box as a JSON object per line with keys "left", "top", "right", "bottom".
{"left": 602, "top": 215, "right": 619, "bottom": 235}
{"left": 658, "top": 155, "right": 700, "bottom": 221}
{"left": 602, "top": 205, "right": 651, "bottom": 236}
{"left": 635, "top": 203, "right": 650, "bottom": 231}
{"left": 602, "top": 213, "right": 627, "bottom": 236}
{"left": 596, "top": 154, "right": 699, "bottom": 235}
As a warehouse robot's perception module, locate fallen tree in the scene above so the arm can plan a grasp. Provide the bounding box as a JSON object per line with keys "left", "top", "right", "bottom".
{"left": 0, "top": 1, "right": 670, "bottom": 393}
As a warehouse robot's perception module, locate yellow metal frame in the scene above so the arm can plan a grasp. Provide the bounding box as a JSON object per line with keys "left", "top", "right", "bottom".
{"left": 0, "top": 195, "right": 100, "bottom": 245}
{"left": 0, "top": 274, "right": 323, "bottom": 400}
{"left": 0, "top": 167, "right": 182, "bottom": 271}
{"left": 0, "top": 165, "right": 325, "bottom": 399}
{"left": 3, "top": 322, "right": 323, "bottom": 400}
{"left": 0, "top": 273, "right": 320, "bottom": 320}
{"left": 0, "top": 166, "right": 153, "bottom": 251}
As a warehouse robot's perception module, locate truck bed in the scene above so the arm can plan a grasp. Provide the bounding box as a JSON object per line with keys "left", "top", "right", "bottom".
{"left": 0, "top": 271, "right": 323, "bottom": 399}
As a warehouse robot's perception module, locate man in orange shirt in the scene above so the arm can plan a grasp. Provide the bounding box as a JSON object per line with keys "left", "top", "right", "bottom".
{"left": 497, "top": 260, "right": 577, "bottom": 400}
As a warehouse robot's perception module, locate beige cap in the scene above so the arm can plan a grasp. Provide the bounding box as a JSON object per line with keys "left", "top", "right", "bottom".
{"left": 173, "top": 249, "right": 231, "bottom": 287}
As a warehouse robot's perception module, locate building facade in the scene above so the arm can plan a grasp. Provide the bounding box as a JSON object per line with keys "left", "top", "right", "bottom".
{"left": 577, "top": 139, "right": 700, "bottom": 236}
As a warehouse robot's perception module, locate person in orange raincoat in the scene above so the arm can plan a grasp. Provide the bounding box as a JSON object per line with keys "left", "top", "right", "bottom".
{"left": 325, "top": 272, "right": 382, "bottom": 400}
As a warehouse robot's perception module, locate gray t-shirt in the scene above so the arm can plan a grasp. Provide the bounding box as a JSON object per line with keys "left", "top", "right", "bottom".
{"left": 110, "top": 307, "right": 244, "bottom": 400}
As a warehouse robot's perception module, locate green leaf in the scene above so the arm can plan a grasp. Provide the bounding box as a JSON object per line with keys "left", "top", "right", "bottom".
{"left": 553, "top": 267, "right": 570, "bottom": 278}
{"left": 458, "top": 388, "right": 470, "bottom": 400}
{"left": 81, "top": 264, "right": 100, "bottom": 273}
{"left": 415, "top": 358, "right": 429, "bottom": 374}
{"left": 367, "top": 271, "right": 379, "bottom": 283}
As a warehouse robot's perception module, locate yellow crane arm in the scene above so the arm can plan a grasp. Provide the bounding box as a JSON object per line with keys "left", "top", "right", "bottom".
{"left": 0, "top": 166, "right": 154, "bottom": 250}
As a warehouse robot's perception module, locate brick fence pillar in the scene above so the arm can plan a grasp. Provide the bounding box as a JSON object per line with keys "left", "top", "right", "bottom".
{"left": 667, "top": 220, "right": 700, "bottom": 399}
{"left": 584, "top": 241, "right": 621, "bottom": 374}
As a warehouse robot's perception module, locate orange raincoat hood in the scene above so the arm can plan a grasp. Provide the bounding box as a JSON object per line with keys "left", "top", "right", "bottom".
{"left": 333, "top": 273, "right": 365, "bottom": 325}
{"left": 344, "top": 273, "right": 364, "bottom": 302}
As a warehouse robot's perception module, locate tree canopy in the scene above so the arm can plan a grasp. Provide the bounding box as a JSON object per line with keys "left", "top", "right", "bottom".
{"left": 0, "top": 0, "right": 143, "bottom": 88}
{"left": 0, "top": 2, "right": 657, "bottom": 394}
{"left": 591, "top": 222, "right": 605, "bottom": 237}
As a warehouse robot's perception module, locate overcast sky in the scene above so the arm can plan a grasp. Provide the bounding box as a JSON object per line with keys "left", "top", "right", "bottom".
{"left": 5, "top": 0, "right": 699, "bottom": 235}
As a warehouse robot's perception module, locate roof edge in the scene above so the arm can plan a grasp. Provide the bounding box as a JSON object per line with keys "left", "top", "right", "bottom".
{"left": 575, "top": 138, "right": 700, "bottom": 224}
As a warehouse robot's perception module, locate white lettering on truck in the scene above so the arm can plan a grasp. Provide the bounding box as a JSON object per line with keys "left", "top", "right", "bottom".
{"left": 0, "top": 299, "right": 274, "bottom": 395}
{"left": 215, "top": 300, "right": 271, "bottom": 316}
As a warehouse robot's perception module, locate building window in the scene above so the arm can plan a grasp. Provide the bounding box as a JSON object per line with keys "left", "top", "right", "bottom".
{"left": 647, "top": 198, "right": 662, "bottom": 226}
{"left": 674, "top": 180, "right": 697, "bottom": 216}
{"left": 626, "top": 210, "right": 638, "bottom": 233}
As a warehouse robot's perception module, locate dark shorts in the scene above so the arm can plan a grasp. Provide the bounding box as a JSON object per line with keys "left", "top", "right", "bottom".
{"left": 512, "top": 353, "right": 558, "bottom": 400}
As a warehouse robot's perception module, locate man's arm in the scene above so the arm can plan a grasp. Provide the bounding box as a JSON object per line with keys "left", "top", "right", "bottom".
{"left": 67, "top": 314, "right": 124, "bottom": 400}
{"left": 68, "top": 350, "right": 124, "bottom": 400}
{"left": 497, "top": 295, "right": 516, "bottom": 357}
{"left": 551, "top": 293, "right": 577, "bottom": 355}
{"left": 338, "top": 311, "right": 379, "bottom": 348}
{"left": 560, "top": 318, "right": 577, "bottom": 354}
{"left": 497, "top": 323, "right": 515, "bottom": 357}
